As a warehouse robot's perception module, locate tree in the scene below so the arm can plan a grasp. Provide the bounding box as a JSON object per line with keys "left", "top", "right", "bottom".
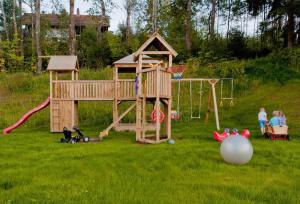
{"left": 226, "top": 0, "right": 232, "bottom": 42}
{"left": 124, "top": 0, "right": 137, "bottom": 41}
{"left": 209, "top": 0, "right": 217, "bottom": 41}
{"left": 69, "top": 0, "right": 75, "bottom": 54}
{"left": 30, "top": 0, "right": 35, "bottom": 54}
{"left": 297, "top": 21, "right": 300, "bottom": 46}
{"left": 35, "top": 0, "right": 42, "bottom": 73}
{"left": 246, "top": 0, "right": 300, "bottom": 48}
{"left": 100, "top": 0, "right": 106, "bottom": 15}
{"left": 12, "top": 0, "right": 22, "bottom": 56}
{"left": 286, "top": 0, "right": 295, "bottom": 48}
{"left": 84, "top": 0, "right": 115, "bottom": 38}
{"left": 227, "top": 28, "right": 246, "bottom": 58}
{"left": 24, "top": 0, "right": 35, "bottom": 55}
{"left": 152, "top": 0, "right": 158, "bottom": 33}
{"left": 12, "top": 0, "right": 18, "bottom": 36}
{"left": 1, "top": 0, "right": 9, "bottom": 40}
{"left": 185, "top": 0, "right": 192, "bottom": 56}
{"left": 18, "top": 0, "right": 24, "bottom": 55}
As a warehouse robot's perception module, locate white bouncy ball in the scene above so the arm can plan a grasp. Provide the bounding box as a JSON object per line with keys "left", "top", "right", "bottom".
{"left": 220, "top": 135, "right": 253, "bottom": 164}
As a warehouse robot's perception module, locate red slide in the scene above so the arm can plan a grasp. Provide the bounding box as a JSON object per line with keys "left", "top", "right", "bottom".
{"left": 3, "top": 97, "right": 50, "bottom": 134}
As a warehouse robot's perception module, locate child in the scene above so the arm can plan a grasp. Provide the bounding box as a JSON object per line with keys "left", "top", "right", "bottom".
{"left": 279, "top": 111, "right": 287, "bottom": 126}
{"left": 258, "top": 107, "right": 268, "bottom": 135}
{"left": 269, "top": 111, "right": 280, "bottom": 126}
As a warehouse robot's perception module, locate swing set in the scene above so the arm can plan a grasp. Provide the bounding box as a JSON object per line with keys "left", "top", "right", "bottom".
{"left": 169, "top": 66, "right": 235, "bottom": 131}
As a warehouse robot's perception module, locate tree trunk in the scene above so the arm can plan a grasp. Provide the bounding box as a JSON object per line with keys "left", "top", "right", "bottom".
{"left": 226, "top": 0, "right": 231, "bottom": 43}
{"left": 31, "top": 0, "right": 35, "bottom": 55}
{"left": 209, "top": 0, "right": 216, "bottom": 41}
{"left": 185, "top": 0, "right": 192, "bottom": 56}
{"left": 152, "top": 0, "right": 158, "bottom": 33}
{"left": 29, "top": 0, "right": 35, "bottom": 58}
{"left": 1, "top": 0, "right": 9, "bottom": 40}
{"left": 12, "top": 0, "right": 18, "bottom": 36}
{"left": 287, "top": 2, "right": 295, "bottom": 48}
{"left": 98, "top": 0, "right": 106, "bottom": 38}
{"left": 35, "top": 0, "right": 42, "bottom": 73}
{"left": 100, "top": 0, "right": 106, "bottom": 16}
{"left": 69, "top": 0, "right": 76, "bottom": 55}
{"left": 125, "top": 0, "right": 132, "bottom": 41}
{"left": 297, "top": 22, "right": 300, "bottom": 46}
{"left": 18, "top": 0, "right": 24, "bottom": 56}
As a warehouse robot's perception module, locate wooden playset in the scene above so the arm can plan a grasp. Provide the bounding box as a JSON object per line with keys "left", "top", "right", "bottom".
{"left": 3, "top": 33, "right": 221, "bottom": 143}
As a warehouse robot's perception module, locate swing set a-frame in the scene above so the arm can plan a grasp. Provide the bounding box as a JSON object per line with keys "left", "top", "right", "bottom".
{"left": 172, "top": 78, "right": 220, "bottom": 130}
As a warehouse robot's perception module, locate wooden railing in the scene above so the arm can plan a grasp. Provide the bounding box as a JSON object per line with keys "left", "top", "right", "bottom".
{"left": 52, "top": 80, "right": 115, "bottom": 100}
{"left": 117, "top": 79, "right": 136, "bottom": 100}
{"left": 145, "top": 70, "right": 171, "bottom": 98}
{"left": 51, "top": 74, "right": 170, "bottom": 101}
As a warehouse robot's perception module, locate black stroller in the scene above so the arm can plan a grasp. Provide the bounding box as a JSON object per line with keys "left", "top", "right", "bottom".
{"left": 60, "top": 126, "right": 90, "bottom": 144}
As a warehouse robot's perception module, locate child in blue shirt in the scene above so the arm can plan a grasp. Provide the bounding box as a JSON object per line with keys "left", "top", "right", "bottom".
{"left": 269, "top": 111, "right": 280, "bottom": 126}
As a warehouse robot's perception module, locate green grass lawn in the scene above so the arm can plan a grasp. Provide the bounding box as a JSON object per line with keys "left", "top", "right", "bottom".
{"left": 1, "top": 72, "right": 300, "bottom": 203}
{"left": 0, "top": 123, "right": 300, "bottom": 204}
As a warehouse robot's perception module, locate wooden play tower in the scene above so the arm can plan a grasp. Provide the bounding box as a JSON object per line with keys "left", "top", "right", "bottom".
{"left": 48, "top": 33, "right": 177, "bottom": 143}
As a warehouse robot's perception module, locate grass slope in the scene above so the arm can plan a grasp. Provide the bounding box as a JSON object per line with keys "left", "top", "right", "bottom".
{"left": 0, "top": 72, "right": 300, "bottom": 203}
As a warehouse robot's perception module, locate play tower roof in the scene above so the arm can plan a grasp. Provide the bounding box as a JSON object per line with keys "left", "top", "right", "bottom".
{"left": 47, "top": 56, "right": 79, "bottom": 72}
{"left": 113, "top": 32, "right": 177, "bottom": 72}
{"left": 134, "top": 32, "right": 178, "bottom": 57}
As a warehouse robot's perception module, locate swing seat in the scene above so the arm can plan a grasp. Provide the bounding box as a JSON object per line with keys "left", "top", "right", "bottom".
{"left": 264, "top": 125, "right": 289, "bottom": 140}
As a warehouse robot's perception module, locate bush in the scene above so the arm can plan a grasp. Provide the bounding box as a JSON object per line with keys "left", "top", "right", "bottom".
{"left": 245, "top": 49, "right": 300, "bottom": 85}
{"left": 0, "top": 36, "right": 25, "bottom": 72}
{"left": 287, "top": 48, "right": 300, "bottom": 72}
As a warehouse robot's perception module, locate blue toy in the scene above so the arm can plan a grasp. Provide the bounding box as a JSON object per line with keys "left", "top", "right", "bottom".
{"left": 168, "top": 139, "right": 175, "bottom": 144}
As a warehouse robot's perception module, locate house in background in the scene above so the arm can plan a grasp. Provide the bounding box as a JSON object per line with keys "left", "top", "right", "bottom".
{"left": 22, "top": 8, "right": 109, "bottom": 38}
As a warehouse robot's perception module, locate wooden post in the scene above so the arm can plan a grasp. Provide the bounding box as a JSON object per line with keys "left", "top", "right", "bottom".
{"left": 210, "top": 80, "right": 220, "bottom": 130}
{"left": 136, "top": 54, "right": 143, "bottom": 141}
{"left": 50, "top": 71, "right": 53, "bottom": 99}
{"left": 71, "top": 71, "right": 75, "bottom": 128}
{"left": 113, "top": 67, "right": 119, "bottom": 129}
{"left": 75, "top": 70, "right": 79, "bottom": 80}
{"left": 167, "top": 54, "right": 172, "bottom": 139}
{"left": 49, "top": 71, "right": 53, "bottom": 131}
{"left": 155, "top": 66, "right": 161, "bottom": 142}
{"left": 142, "top": 95, "right": 146, "bottom": 139}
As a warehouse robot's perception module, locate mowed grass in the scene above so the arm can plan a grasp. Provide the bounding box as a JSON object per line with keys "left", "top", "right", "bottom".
{"left": 1, "top": 72, "right": 300, "bottom": 203}
{"left": 0, "top": 123, "right": 300, "bottom": 204}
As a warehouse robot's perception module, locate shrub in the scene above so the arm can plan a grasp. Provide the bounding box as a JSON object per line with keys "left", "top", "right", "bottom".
{"left": 244, "top": 56, "right": 298, "bottom": 85}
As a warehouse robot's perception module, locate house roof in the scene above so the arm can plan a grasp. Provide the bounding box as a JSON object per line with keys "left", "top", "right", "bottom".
{"left": 22, "top": 13, "right": 109, "bottom": 27}
{"left": 134, "top": 32, "right": 178, "bottom": 58}
{"left": 47, "top": 56, "right": 79, "bottom": 71}
{"left": 113, "top": 53, "right": 161, "bottom": 65}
